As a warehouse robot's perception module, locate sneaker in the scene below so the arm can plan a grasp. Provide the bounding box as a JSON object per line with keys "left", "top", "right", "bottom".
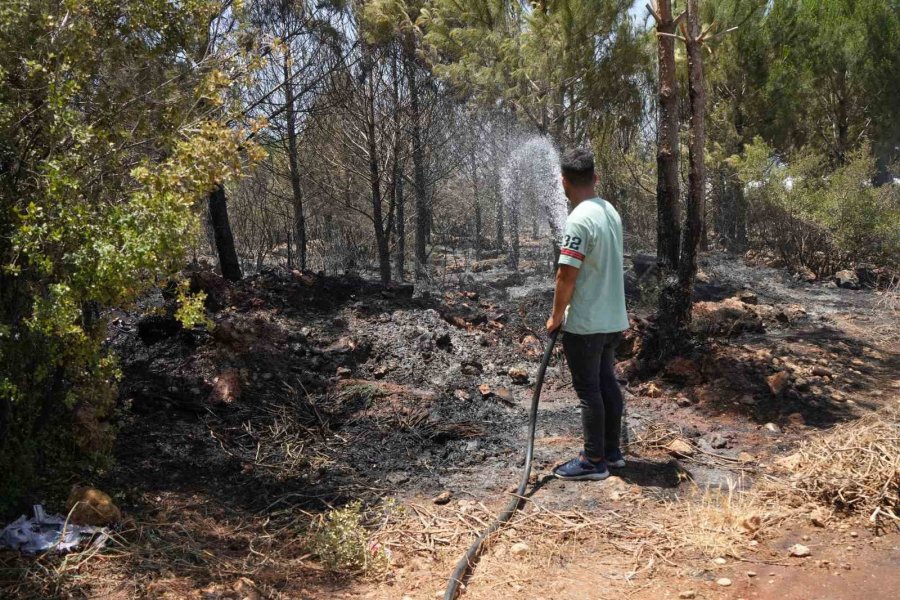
{"left": 552, "top": 453, "right": 610, "bottom": 481}
{"left": 606, "top": 448, "right": 626, "bottom": 469}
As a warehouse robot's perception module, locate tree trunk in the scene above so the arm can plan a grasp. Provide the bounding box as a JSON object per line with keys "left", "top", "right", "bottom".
{"left": 208, "top": 184, "right": 242, "bottom": 281}
{"left": 394, "top": 171, "right": 405, "bottom": 281}
{"left": 365, "top": 75, "right": 391, "bottom": 284}
{"left": 833, "top": 67, "right": 849, "bottom": 166}
{"left": 654, "top": 0, "right": 681, "bottom": 272}
{"left": 495, "top": 186, "right": 505, "bottom": 250}
{"left": 407, "top": 58, "right": 429, "bottom": 282}
{"left": 283, "top": 50, "right": 307, "bottom": 271}
{"left": 470, "top": 147, "right": 482, "bottom": 260}
{"left": 507, "top": 196, "right": 519, "bottom": 271}
{"left": 645, "top": 0, "right": 706, "bottom": 362}
{"left": 667, "top": 0, "right": 707, "bottom": 331}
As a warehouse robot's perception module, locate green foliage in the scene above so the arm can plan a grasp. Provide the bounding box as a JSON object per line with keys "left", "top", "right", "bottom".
{"left": 0, "top": 0, "right": 256, "bottom": 512}
{"left": 308, "top": 501, "right": 391, "bottom": 575}
{"left": 421, "top": 0, "right": 647, "bottom": 144}
{"left": 731, "top": 138, "right": 900, "bottom": 274}
{"left": 706, "top": 0, "right": 900, "bottom": 169}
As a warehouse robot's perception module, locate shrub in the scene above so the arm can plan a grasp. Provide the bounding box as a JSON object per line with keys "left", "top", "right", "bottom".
{"left": 308, "top": 501, "right": 391, "bottom": 575}
{"left": 0, "top": 0, "right": 258, "bottom": 513}
{"left": 732, "top": 138, "right": 900, "bottom": 277}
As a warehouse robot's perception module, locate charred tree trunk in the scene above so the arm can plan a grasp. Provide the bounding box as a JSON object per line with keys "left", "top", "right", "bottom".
{"left": 283, "top": 49, "right": 307, "bottom": 271}
{"left": 365, "top": 68, "right": 391, "bottom": 285}
{"left": 659, "top": 0, "right": 706, "bottom": 338}
{"left": 653, "top": 0, "right": 682, "bottom": 272}
{"left": 407, "top": 59, "right": 429, "bottom": 282}
{"left": 208, "top": 184, "right": 242, "bottom": 282}
{"left": 644, "top": 0, "right": 706, "bottom": 362}
{"left": 507, "top": 198, "right": 520, "bottom": 271}
{"left": 474, "top": 201, "right": 483, "bottom": 260}
{"left": 470, "top": 148, "right": 482, "bottom": 260}
{"left": 495, "top": 187, "right": 505, "bottom": 251}
{"left": 395, "top": 172, "right": 405, "bottom": 281}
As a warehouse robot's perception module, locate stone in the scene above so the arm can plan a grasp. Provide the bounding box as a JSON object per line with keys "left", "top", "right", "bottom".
{"left": 454, "top": 389, "right": 470, "bottom": 402}
{"left": 834, "top": 269, "right": 859, "bottom": 290}
{"left": 767, "top": 371, "right": 790, "bottom": 396}
{"left": 207, "top": 369, "right": 240, "bottom": 405}
{"left": 747, "top": 571, "right": 757, "bottom": 577}
{"left": 508, "top": 367, "right": 530, "bottom": 384}
{"left": 811, "top": 365, "right": 831, "bottom": 377}
{"left": 666, "top": 439, "right": 695, "bottom": 457}
{"left": 716, "top": 578, "right": 732, "bottom": 587}
{"left": 324, "top": 336, "right": 357, "bottom": 355}
{"left": 714, "top": 557, "right": 727, "bottom": 565}
{"left": 809, "top": 507, "right": 829, "bottom": 527}
{"left": 433, "top": 491, "right": 453, "bottom": 505}
{"left": 737, "top": 290, "right": 759, "bottom": 305}
{"left": 678, "top": 592, "right": 696, "bottom": 599}
{"left": 789, "top": 543, "right": 811, "bottom": 557}
{"left": 764, "top": 422, "right": 782, "bottom": 434}
{"left": 66, "top": 485, "right": 122, "bottom": 526}
{"left": 510, "top": 542, "right": 530, "bottom": 557}
{"left": 644, "top": 383, "right": 663, "bottom": 398}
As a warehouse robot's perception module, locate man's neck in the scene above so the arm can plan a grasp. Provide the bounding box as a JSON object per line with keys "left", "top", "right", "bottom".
{"left": 568, "top": 189, "right": 596, "bottom": 209}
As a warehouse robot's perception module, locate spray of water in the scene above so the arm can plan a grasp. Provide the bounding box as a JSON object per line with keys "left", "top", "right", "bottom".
{"left": 500, "top": 136, "right": 569, "bottom": 244}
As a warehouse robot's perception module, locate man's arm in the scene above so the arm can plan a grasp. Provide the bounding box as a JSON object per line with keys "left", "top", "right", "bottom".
{"left": 546, "top": 264, "right": 579, "bottom": 332}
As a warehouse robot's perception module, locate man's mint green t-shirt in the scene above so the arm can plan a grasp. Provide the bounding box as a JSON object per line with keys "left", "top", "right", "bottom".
{"left": 558, "top": 197, "right": 629, "bottom": 335}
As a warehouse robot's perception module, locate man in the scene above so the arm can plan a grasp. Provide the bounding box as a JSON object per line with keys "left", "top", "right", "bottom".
{"left": 546, "top": 148, "right": 629, "bottom": 481}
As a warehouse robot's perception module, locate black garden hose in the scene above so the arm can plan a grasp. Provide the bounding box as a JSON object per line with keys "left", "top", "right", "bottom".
{"left": 443, "top": 327, "right": 561, "bottom": 600}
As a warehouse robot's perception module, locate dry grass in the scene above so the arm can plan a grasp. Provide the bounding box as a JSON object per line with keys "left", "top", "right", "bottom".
{"left": 777, "top": 403, "right": 900, "bottom": 530}
{"left": 661, "top": 480, "right": 786, "bottom": 558}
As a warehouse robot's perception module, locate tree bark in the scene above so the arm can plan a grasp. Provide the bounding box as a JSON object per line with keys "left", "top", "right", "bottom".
{"left": 668, "top": 0, "right": 707, "bottom": 331}
{"left": 406, "top": 58, "right": 429, "bottom": 282}
{"left": 495, "top": 187, "right": 505, "bottom": 250}
{"left": 394, "top": 170, "right": 405, "bottom": 281}
{"left": 208, "top": 184, "right": 242, "bottom": 281}
{"left": 645, "top": 0, "right": 706, "bottom": 362}
{"left": 283, "top": 49, "right": 307, "bottom": 271}
{"left": 470, "top": 146, "right": 482, "bottom": 260}
{"left": 654, "top": 0, "right": 682, "bottom": 271}
{"left": 507, "top": 191, "right": 520, "bottom": 271}
{"left": 365, "top": 64, "right": 391, "bottom": 284}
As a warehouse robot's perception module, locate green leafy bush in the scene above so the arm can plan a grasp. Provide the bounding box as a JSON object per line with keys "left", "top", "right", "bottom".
{"left": 0, "top": 0, "right": 258, "bottom": 512}
{"left": 731, "top": 138, "right": 899, "bottom": 276}
{"left": 308, "top": 501, "right": 391, "bottom": 576}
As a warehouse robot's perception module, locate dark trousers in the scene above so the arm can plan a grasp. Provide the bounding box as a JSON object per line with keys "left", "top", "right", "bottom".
{"left": 561, "top": 331, "right": 624, "bottom": 460}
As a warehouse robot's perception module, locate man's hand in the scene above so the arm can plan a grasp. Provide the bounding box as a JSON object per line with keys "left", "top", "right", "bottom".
{"left": 546, "top": 312, "right": 564, "bottom": 333}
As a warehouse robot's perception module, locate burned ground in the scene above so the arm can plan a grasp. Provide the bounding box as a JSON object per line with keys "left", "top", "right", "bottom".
{"left": 1, "top": 247, "right": 898, "bottom": 600}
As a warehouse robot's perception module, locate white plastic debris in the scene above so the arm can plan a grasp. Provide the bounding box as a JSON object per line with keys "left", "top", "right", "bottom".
{"left": 0, "top": 505, "right": 109, "bottom": 554}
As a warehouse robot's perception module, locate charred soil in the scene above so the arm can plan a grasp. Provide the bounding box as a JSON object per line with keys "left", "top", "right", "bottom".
{"left": 1, "top": 248, "right": 898, "bottom": 600}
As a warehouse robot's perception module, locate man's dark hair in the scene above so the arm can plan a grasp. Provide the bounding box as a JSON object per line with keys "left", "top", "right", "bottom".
{"left": 560, "top": 148, "right": 595, "bottom": 187}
